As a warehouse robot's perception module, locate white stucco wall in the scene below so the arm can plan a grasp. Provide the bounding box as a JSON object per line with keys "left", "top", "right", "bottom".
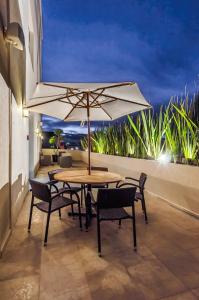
{"left": 0, "top": 0, "right": 42, "bottom": 253}
{"left": 0, "top": 74, "right": 9, "bottom": 189}
{"left": 29, "top": 112, "right": 41, "bottom": 178}
{"left": 11, "top": 99, "right": 29, "bottom": 185}
{"left": 0, "top": 74, "right": 10, "bottom": 250}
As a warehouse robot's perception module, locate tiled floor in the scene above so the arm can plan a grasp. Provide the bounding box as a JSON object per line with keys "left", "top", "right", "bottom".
{"left": 0, "top": 163, "right": 199, "bottom": 300}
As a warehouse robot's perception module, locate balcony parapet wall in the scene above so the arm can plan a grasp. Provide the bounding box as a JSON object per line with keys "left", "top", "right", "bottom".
{"left": 77, "top": 151, "right": 199, "bottom": 218}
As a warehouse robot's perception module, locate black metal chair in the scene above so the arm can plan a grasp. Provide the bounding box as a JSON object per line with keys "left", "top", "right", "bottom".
{"left": 91, "top": 187, "right": 137, "bottom": 256}
{"left": 117, "top": 173, "right": 148, "bottom": 223}
{"left": 48, "top": 169, "right": 84, "bottom": 213}
{"left": 28, "top": 179, "right": 82, "bottom": 246}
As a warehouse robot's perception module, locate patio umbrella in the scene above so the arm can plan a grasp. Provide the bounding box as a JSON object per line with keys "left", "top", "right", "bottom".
{"left": 25, "top": 82, "right": 151, "bottom": 174}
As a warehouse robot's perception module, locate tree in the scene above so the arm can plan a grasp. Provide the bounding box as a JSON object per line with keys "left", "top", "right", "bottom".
{"left": 48, "top": 129, "right": 64, "bottom": 152}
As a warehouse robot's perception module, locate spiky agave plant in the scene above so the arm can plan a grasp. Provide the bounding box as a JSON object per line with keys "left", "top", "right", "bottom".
{"left": 80, "top": 136, "right": 88, "bottom": 150}
{"left": 164, "top": 101, "right": 180, "bottom": 162}
{"left": 172, "top": 102, "right": 198, "bottom": 163}
{"left": 128, "top": 108, "right": 166, "bottom": 160}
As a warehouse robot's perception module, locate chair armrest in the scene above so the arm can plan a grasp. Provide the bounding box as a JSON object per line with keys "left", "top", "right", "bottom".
{"left": 63, "top": 182, "right": 71, "bottom": 189}
{"left": 51, "top": 189, "right": 80, "bottom": 201}
{"left": 117, "top": 182, "right": 140, "bottom": 189}
{"left": 115, "top": 180, "right": 121, "bottom": 188}
{"left": 47, "top": 180, "right": 59, "bottom": 193}
{"left": 125, "top": 177, "right": 139, "bottom": 182}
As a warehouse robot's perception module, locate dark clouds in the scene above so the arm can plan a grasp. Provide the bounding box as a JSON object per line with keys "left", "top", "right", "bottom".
{"left": 41, "top": 0, "right": 199, "bottom": 131}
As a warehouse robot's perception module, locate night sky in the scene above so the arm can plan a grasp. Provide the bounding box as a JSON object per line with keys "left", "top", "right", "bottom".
{"left": 41, "top": 0, "right": 199, "bottom": 133}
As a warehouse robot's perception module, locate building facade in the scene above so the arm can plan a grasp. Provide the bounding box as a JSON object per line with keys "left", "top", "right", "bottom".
{"left": 0, "top": 0, "right": 42, "bottom": 255}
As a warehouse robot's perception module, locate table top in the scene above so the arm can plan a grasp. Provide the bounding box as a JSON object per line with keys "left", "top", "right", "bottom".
{"left": 54, "top": 169, "right": 124, "bottom": 184}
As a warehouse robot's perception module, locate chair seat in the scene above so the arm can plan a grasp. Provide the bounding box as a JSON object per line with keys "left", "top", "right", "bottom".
{"left": 99, "top": 208, "right": 130, "bottom": 221}
{"left": 70, "top": 186, "right": 83, "bottom": 192}
{"left": 91, "top": 184, "right": 107, "bottom": 189}
{"left": 36, "top": 196, "right": 76, "bottom": 213}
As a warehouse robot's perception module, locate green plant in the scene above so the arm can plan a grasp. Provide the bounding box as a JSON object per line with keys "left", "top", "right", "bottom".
{"left": 80, "top": 92, "right": 199, "bottom": 166}
{"left": 172, "top": 103, "right": 198, "bottom": 162}
{"left": 128, "top": 108, "right": 166, "bottom": 160}
{"left": 48, "top": 129, "right": 64, "bottom": 153}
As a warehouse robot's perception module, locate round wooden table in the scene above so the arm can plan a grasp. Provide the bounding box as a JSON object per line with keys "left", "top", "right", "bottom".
{"left": 54, "top": 169, "right": 124, "bottom": 228}
{"left": 54, "top": 169, "right": 123, "bottom": 185}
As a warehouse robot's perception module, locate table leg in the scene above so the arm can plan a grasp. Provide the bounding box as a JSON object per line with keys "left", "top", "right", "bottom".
{"left": 68, "top": 184, "right": 95, "bottom": 229}
{"left": 85, "top": 184, "right": 93, "bottom": 230}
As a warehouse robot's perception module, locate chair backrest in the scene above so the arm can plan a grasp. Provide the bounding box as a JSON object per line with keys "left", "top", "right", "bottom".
{"left": 48, "top": 169, "right": 63, "bottom": 181}
{"left": 139, "top": 173, "right": 147, "bottom": 191}
{"left": 29, "top": 179, "right": 51, "bottom": 202}
{"left": 89, "top": 166, "right": 108, "bottom": 172}
{"left": 97, "top": 187, "right": 136, "bottom": 209}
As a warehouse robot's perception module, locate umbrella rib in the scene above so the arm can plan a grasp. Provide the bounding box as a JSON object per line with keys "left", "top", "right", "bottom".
{"left": 29, "top": 93, "right": 66, "bottom": 100}
{"left": 89, "top": 93, "right": 112, "bottom": 120}
{"left": 89, "top": 89, "right": 105, "bottom": 107}
{"left": 92, "top": 91, "right": 151, "bottom": 108}
{"left": 43, "top": 82, "right": 81, "bottom": 93}
{"left": 92, "top": 82, "right": 134, "bottom": 92}
{"left": 68, "top": 88, "right": 88, "bottom": 107}
{"left": 99, "top": 106, "right": 113, "bottom": 120}
{"left": 64, "top": 94, "right": 86, "bottom": 120}
{"left": 25, "top": 95, "right": 70, "bottom": 108}
{"left": 43, "top": 83, "right": 86, "bottom": 100}
{"left": 58, "top": 100, "right": 83, "bottom": 108}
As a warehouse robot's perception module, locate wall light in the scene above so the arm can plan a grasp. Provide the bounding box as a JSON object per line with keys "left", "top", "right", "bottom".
{"left": 35, "top": 127, "right": 40, "bottom": 135}
{"left": 157, "top": 153, "right": 170, "bottom": 164}
{"left": 23, "top": 108, "right": 29, "bottom": 118}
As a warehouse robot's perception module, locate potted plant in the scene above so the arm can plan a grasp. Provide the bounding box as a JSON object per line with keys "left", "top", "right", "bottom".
{"left": 48, "top": 129, "right": 64, "bottom": 162}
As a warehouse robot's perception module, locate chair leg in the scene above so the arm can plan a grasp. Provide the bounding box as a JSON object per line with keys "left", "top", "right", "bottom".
{"left": 69, "top": 192, "right": 75, "bottom": 218}
{"left": 141, "top": 196, "right": 148, "bottom": 224}
{"left": 80, "top": 185, "right": 83, "bottom": 207}
{"left": 71, "top": 204, "right": 74, "bottom": 218}
{"left": 77, "top": 197, "right": 82, "bottom": 230}
{"left": 44, "top": 212, "right": 51, "bottom": 246}
{"left": 132, "top": 203, "right": 137, "bottom": 251}
{"left": 97, "top": 217, "right": 101, "bottom": 257}
{"left": 83, "top": 186, "right": 86, "bottom": 203}
{"left": 118, "top": 219, "right": 122, "bottom": 228}
{"left": 28, "top": 195, "right": 34, "bottom": 232}
{"left": 58, "top": 209, "right": 61, "bottom": 219}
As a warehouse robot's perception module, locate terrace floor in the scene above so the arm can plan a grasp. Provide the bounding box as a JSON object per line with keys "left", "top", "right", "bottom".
{"left": 0, "top": 163, "right": 199, "bottom": 300}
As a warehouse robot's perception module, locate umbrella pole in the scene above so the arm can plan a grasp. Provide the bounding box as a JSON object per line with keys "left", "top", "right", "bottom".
{"left": 86, "top": 93, "right": 91, "bottom": 175}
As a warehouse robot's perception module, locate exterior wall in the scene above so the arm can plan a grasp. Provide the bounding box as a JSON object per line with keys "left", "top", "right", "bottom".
{"left": 0, "top": 0, "right": 42, "bottom": 254}
{"left": 29, "top": 112, "right": 41, "bottom": 178}
{"left": 0, "top": 73, "right": 10, "bottom": 253}
{"left": 78, "top": 151, "right": 199, "bottom": 218}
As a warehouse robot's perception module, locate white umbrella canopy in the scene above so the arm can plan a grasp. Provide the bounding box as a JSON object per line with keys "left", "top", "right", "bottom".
{"left": 25, "top": 82, "right": 151, "bottom": 173}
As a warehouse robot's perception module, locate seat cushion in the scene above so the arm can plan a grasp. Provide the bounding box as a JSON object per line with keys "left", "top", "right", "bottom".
{"left": 36, "top": 196, "right": 76, "bottom": 213}
{"left": 99, "top": 208, "right": 130, "bottom": 221}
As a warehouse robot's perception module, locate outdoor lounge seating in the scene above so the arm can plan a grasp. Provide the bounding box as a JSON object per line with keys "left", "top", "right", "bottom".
{"left": 40, "top": 155, "right": 52, "bottom": 166}
{"left": 117, "top": 173, "right": 148, "bottom": 223}
{"left": 59, "top": 155, "right": 72, "bottom": 168}
{"left": 90, "top": 187, "right": 137, "bottom": 256}
{"left": 28, "top": 179, "right": 82, "bottom": 245}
